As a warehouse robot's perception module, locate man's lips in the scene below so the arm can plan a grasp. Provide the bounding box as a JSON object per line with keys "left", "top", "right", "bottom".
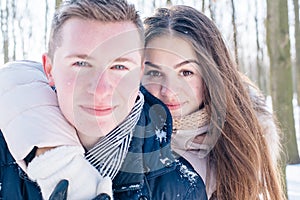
{"left": 81, "top": 106, "right": 116, "bottom": 116}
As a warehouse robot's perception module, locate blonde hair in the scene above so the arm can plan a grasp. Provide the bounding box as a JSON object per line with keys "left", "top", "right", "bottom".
{"left": 48, "top": 0, "right": 144, "bottom": 59}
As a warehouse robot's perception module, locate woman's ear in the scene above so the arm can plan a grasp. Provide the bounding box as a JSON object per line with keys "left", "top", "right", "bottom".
{"left": 42, "top": 53, "right": 55, "bottom": 86}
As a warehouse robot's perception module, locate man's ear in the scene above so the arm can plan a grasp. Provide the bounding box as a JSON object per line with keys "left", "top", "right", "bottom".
{"left": 42, "top": 53, "right": 55, "bottom": 86}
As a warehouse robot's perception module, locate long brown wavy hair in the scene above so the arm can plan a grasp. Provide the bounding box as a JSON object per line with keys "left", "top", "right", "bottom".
{"left": 144, "top": 5, "right": 286, "bottom": 200}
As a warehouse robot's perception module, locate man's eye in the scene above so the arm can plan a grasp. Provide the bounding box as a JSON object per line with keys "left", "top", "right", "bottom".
{"left": 146, "top": 70, "right": 161, "bottom": 77}
{"left": 74, "top": 61, "right": 89, "bottom": 67}
{"left": 111, "top": 65, "right": 127, "bottom": 70}
{"left": 180, "top": 70, "right": 193, "bottom": 76}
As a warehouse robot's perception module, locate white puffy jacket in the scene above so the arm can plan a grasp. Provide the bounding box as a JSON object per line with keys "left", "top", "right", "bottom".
{"left": 0, "top": 60, "right": 81, "bottom": 170}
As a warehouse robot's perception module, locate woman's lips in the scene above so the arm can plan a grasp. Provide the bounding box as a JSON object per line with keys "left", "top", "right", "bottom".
{"left": 165, "top": 103, "right": 182, "bottom": 110}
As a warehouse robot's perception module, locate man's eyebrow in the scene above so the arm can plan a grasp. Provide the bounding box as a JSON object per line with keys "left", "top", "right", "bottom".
{"left": 114, "top": 57, "right": 138, "bottom": 65}
{"left": 64, "top": 54, "right": 138, "bottom": 65}
{"left": 65, "top": 54, "right": 90, "bottom": 59}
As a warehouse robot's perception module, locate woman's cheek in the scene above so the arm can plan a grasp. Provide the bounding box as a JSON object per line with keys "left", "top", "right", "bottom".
{"left": 191, "top": 83, "right": 204, "bottom": 105}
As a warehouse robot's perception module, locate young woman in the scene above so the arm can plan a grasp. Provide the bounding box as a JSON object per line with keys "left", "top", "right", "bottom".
{"left": 141, "top": 5, "right": 285, "bottom": 200}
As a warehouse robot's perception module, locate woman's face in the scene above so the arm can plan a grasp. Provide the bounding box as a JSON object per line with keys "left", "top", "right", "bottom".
{"left": 142, "top": 35, "right": 204, "bottom": 118}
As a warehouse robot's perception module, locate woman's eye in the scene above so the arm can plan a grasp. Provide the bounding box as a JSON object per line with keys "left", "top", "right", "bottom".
{"left": 146, "top": 70, "right": 162, "bottom": 77}
{"left": 74, "top": 61, "right": 89, "bottom": 67}
{"left": 111, "top": 65, "right": 127, "bottom": 70}
{"left": 180, "top": 70, "right": 193, "bottom": 76}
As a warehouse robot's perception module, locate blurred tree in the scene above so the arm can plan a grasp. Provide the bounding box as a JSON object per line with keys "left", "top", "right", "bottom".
{"left": 294, "top": 0, "right": 300, "bottom": 105}
{"left": 266, "top": 0, "right": 300, "bottom": 194}
{"left": 11, "top": 0, "right": 16, "bottom": 60}
{"left": 208, "top": 0, "right": 215, "bottom": 21}
{"left": 152, "top": 0, "right": 156, "bottom": 12}
{"left": 231, "top": 0, "right": 238, "bottom": 66}
{"left": 56, "top": 0, "right": 62, "bottom": 9}
{"left": 166, "top": 0, "right": 172, "bottom": 6}
{"left": 16, "top": 0, "right": 30, "bottom": 59}
{"left": 266, "top": 0, "right": 300, "bottom": 197}
{"left": 1, "top": 0, "right": 9, "bottom": 63}
{"left": 44, "top": 0, "right": 49, "bottom": 50}
{"left": 255, "top": 0, "right": 266, "bottom": 93}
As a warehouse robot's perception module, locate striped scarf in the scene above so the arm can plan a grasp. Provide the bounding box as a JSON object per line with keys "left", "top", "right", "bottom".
{"left": 85, "top": 92, "right": 144, "bottom": 179}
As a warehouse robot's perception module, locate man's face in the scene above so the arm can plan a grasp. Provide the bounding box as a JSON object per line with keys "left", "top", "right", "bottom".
{"left": 44, "top": 18, "right": 143, "bottom": 148}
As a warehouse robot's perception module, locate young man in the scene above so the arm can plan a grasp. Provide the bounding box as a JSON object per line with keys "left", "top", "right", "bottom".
{"left": 0, "top": 0, "right": 207, "bottom": 199}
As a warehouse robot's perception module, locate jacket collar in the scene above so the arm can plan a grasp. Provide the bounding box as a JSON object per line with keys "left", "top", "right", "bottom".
{"left": 112, "top": 86, "right": 175, "bottom": 188}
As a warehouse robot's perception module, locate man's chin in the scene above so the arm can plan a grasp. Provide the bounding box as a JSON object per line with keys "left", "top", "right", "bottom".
{"left": 75, "top": 120, "right": 113, "bottom": 137}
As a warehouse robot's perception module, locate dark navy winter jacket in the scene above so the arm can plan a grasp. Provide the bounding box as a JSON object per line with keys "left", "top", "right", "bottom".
{"left": 0, "top": 86, "right": 207, "bottom": 200}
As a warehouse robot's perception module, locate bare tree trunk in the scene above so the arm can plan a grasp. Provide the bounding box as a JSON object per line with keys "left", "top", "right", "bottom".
{"left": 166, "top": 0, "right": 172, "bottom": 6}
{"left": 17, "top": 0, "right": 27, "bottom": 58}
{"left": 1, "top": 0, "right": 9, "bottom": 63}
{"left": 231, "top": 0, "right": 239, "bottom": 67}
{"left": 0, "top": 1, "right": 2, "bottom": 64}
{"left": 202, "top": 0, "right": 205, "bottom": 13}
{"left": 45, "top": 0, "right": 49, "bottom": 51}
{"left": 208, "top": 0, "right": 215, "bottom": 22}
{"left": 266, "top": 0, "right": 300, "bottom": 195}
{"left": 11, "top": 0, "right": 16, "bottom": 60}
{"left": 255, "top": 0, "right": 266, "bottom": 93}
{"left": 18, "top": 19, "right": 25, "bottom": 58}
{"left": 56, "top": 0, "right": 62, "bottom": 9}
{"left": 294, "top": 0, "right": 300, "bottom": 105}
{"left": 152, "top": 0, "right": 156, "bottom": 12}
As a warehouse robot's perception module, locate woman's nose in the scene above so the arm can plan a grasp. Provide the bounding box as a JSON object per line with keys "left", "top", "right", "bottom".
{"left": 160, "top": 78, "right": 180, "bottom": 98}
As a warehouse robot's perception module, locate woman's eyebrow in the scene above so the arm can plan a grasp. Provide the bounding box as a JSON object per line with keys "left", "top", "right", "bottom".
{"left": 174, "top": 59, "right": 198, "bottom": 69}
{"left": 145, "top": 59, "right": 198, "bottom": 69}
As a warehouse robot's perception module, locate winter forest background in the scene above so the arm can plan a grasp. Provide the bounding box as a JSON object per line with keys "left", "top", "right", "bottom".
{"left": 0, "top": 0, "right": 300, "bottom": 199}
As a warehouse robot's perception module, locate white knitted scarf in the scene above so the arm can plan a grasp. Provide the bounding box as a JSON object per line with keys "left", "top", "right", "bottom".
{"left": 172, "top": 107, "right": 210, "bottom": 131}
{"left": 171, "top": 107, "right": 212, "bottom": 158}
{"left": 85, "top": 92, "right": 144, "bottom": 179}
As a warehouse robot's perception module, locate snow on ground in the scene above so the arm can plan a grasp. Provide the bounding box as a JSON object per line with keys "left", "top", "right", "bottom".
{"left": 286, "top": 98, "right": 300, "bottom": 200}
{"left": 287, "top": 163, "right": 300, "bottom": 200}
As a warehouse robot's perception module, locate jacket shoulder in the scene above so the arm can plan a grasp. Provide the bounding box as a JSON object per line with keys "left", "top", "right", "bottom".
{"left": 0, "top": 130, "right": 42, "bottom": 199}
{"left": 146, "top": 157, "right": 208, "bottom": 200}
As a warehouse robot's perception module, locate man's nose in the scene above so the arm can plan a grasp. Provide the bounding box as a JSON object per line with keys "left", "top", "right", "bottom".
{"left": 88, "top": 70, "right": 113, "bottom": 95}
